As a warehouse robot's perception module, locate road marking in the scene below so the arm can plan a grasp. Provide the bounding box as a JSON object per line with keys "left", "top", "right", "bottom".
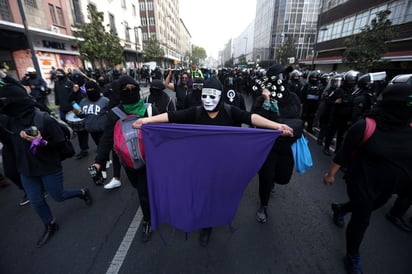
{"left": 106, "top": 207, "right": 143, "bottom": 274}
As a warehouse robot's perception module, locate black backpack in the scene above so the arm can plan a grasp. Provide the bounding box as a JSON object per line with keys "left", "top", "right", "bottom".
{"left": 33, "top": 111, "right": 75, "bottom": 161}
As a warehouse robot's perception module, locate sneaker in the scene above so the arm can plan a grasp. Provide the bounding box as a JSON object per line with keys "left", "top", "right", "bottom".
{"left": 106, "top": 160, "right": 112, "bottom": 169}
{"left": 19, "top": 193, "right": 30, "bottom": 206}
{"left": 343, "top": 254, "right": 363, "bottom": 274}
{"left": 81, "top": 188, "right": 93, "bottom": 206}
{"left": 386, "top": 213, "right": 412, "bottom": 232}
{"left": 331, "top": 203, "right": 345, "bottom": 228}
{"left": 256, "top": 207, "right": 268, "bottom": 223}
{"left": 75, "top": 150, "right": 88, "bottom": 160}
{"left": 104, "top": 178, "right": 122, "bottom": 189}
{"left": 101, "top": 171, "right": 107, "bottom": 179}
{"left": 37, "top": 221, "right": 59, "bottom": 248}
{"left": 141, "top": 221, "right": 152, "bottom": 243}
{"left": 199, "top": 227, "right": 212, "bottom": 247}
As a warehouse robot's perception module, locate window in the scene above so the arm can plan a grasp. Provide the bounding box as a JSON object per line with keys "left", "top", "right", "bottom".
{"left": 388, "top": 1, "right": 405, "bottom": 25}
{"left": 124, "top": 22, "right": 130, "bottom": 41}
{"left": 72, "top": 0, "right": 82, "bottom": 24}
{"left": 132, "top": 4, "right": 136, "bottom": 16}
{"left": 143, "top": 32, "right": 148, "bottom": 41}
{"left": 353, "top": 11, "right": 370, "bottom": 34}
{"left": 341, "top": 16, "right": 354, "bottom": 37}
{"left": 141, "top": 17, "right": 147, "bottom": 26}
{"left": 24, "top": 0, "right": 37, "bottom": 8}
{"left": 147, "top": 1, "right": 153, "bottom": 10}
{"left": 406, "top": 0, "right": 412, "bottom": 23}
{"left": 49, "top": 4, "right": 57, "bottom": 24}
{"left": 149, "top": 17, "right": 155, "bottom": 25}
{"left": 139, "top": 2, "right": 145, "bottom": 10}
{"left": 56, "top": 7, "right": 65, "bottom": 25}
{"left": 109, "top": 13, "right": 116, "bottom": 34}
{"left": 0, "top": 0, "right": 12, "bottom": 21}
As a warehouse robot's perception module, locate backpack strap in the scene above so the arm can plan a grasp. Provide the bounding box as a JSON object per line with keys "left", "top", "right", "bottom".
{"left": 361, "top": 117, "right": 376, "bottom": 145}
{"left": 112, "top": 106, "right": 127, "bottom": 120}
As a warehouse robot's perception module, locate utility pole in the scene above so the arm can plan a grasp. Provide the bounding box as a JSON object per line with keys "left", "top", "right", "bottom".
{"left": 17, "top": 0, "right": 41, "bottom": 74}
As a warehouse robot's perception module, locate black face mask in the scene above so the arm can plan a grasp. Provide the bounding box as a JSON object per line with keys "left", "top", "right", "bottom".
{"left": 120, "top": 86, "right": 140, "bottom": 104}
{"left": 86, "top": 90, "right": 101, "bottom": 101}
{"left": 97, "top": 79, "right": 106, "bottom": 87}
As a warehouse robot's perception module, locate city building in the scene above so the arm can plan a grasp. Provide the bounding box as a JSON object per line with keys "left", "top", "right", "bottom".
{"left": 138, "top": 0, "right": 191, "bottom": 67}
{"left": 301, "top": 0, "right": 412, "bottom": 75}
{"left": 0, "top": 0, "right": 81, "bottom": 81}
{"left": 74, "top": 0, "right": 143, "bottom": 71}
{"left": 252, "top": 0, "right": 321, "bottom": 68}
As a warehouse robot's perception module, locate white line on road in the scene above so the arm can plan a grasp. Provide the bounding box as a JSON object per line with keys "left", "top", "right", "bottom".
{"left": 106, "top": 207, "right": 143, "bottom": 274}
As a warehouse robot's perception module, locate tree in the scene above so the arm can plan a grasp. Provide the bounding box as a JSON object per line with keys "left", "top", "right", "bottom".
{"left": 224, "top": 57, "right": 234, "bottom": 68}
{"left": 73, "top": 4, "right": 124, "bottom": 69}
{"left": 343, "top": 10, "right": 394, "bottom": 72}
{"left": 238, "top": 54, "right": 247, "bottom": 65}
{"left": 276, "top": 36, "right": 296, "bottom": 65}
{"left": 142, "top": 37, "right": 164, "bottom": 63}
{"left": 191, "top": 45, "right": 207, "bottom": 65}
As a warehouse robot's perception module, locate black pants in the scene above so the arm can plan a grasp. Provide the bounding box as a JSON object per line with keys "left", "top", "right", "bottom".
{"left": 258, "top": 143, "right": 294, "bottom": 206}
{"left": 324, "top": 117, "right": 350, "bottom": 152}
{"left": 111, "top": 150, "right": 121, "bottom": 178}
{"left": 344, "top": 182, "right": 393, "bottom": 256}
{"left": 124, "top": 167, "right": 150, "bottom": 222}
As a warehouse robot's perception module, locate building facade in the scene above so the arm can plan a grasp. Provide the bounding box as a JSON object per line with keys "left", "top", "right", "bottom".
{"left": 252, "top": 0, "right": 321, "bottom": 68}
{"left": 0, "top": 0, "right": 81, "bottom": 82}
{"left": 302, "top": 0, "right": 412, "bottom": 75}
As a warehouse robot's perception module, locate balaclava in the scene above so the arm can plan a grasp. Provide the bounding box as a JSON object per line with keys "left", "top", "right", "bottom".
{"left": 0, "top": 82, "right": 36, "bottom": 126}
{"left": 201, "top": 77, "right": 223, "bottom": 112}
{"left": 149, "top": 79, "right": 165, "bottom": 96}
{"left": 117, "top": 75, "right": 141, "bottom": 104}
{"left": 56, "top": 68, "right": 66, "bottom": 81}
{"left": 85, "top": 80, "right": 101, "bottom": 102}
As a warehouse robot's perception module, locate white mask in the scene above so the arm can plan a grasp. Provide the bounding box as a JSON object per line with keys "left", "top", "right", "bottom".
{"left": 201, "top": 88, "right": 222, "bottom": 112}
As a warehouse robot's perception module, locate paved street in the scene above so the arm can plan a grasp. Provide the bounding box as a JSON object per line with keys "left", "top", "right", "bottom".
{"left": 0, "top": 91, "right": 411, "bottom": 274}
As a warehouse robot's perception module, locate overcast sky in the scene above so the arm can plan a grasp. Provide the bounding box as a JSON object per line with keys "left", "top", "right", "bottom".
{"left": 179, "top": 0, "right": 256, "bottom": 59}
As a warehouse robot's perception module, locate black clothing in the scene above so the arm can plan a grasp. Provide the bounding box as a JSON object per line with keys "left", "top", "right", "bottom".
{"left": 252, "top": 92, "right": 301, "bottom": 206}
{"left": 168, "top": 103, "right": 251, "bottom": 126}
{"left": 53, "top": 78, "right": 75, "bottom": 112}
{"left": 175, "top": 85, "right": 192, "bottom": 110}
{"left": 21, "top": 76, "right": 48, "bottom": 107}
{"left": 333, "top": 118, "right": 412, "bottom": 255}
{"left": 145, "top": 92, "right": 175, "bottom": 114}
{"left": 301, "top": 83, "right": 321, "bottom": 133}
{"left": 184, "top": 89, "right": 202, "bottom": 108}
{"left": 7, "top": 112, "right": 65, "bottom": 177}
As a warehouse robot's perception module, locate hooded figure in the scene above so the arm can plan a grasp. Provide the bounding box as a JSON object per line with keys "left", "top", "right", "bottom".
{"left": 85, "top": 81, "right": 101, "bottom": 102}
{"left": 201, "top": 77, "right": 223, "bottom": 112}
{"left": 184, "top": 77, "right": 204, "bottom": 108}
{"left": 145, "top": 79, "right": 175, "bottom": 113}
{"left": 0, "top": 82, "right": 36, "bottom": 126}
{"left": 117, "top": 75, "right": 141, "bottom": 105}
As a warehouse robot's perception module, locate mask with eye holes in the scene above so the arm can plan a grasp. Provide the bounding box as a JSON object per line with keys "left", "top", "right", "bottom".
{"left": 201, "top": 78, "right": 223, "bottom": 112}
{"left": 253, "top": 64, "right": 288, "bottom": 102}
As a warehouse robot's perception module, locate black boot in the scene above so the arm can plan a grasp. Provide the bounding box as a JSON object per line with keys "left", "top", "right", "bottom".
{"left": 141, "top": 221, "right": 152, "bottom": 243}
{"left": 37, "top": 221, "right": 59, "bottom": 247}
{"left": 199, "top": 227, "right": 212, "bottom": 247}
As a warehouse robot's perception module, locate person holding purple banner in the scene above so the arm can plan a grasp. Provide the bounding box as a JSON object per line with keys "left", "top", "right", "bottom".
{"left": 133, "top": 77, "right": 293, "bottom": 247}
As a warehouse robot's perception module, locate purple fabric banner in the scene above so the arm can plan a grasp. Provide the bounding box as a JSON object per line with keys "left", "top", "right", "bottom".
{"left": 142, "top": 123, "right": 281, "bottom": 232}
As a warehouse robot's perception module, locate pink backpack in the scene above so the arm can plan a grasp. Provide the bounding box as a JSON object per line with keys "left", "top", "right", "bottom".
{"left": 112, "top": 104, "right": 152, "bottom": 169}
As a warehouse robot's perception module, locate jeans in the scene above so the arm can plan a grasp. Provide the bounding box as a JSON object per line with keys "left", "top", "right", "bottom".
{"left": 21, "top": 170, "right": 83, "bottom": 225}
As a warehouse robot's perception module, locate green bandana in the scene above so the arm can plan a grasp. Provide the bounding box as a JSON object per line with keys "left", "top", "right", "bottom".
{"left": 122, "top": 99, "right": 146, "bottom": 117}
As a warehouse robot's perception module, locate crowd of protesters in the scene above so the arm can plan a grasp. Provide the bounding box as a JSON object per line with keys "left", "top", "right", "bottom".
{"left": 1, "top": 62, "right": 411, "bottom": 274}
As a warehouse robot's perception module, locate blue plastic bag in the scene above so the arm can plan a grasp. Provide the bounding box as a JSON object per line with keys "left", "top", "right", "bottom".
{"left": 291, "top": 135, "right": 313, "bottom": 173}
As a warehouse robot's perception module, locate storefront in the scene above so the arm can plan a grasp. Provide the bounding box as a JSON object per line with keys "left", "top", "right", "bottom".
{"left": 32, "top": 34, "right": 81, "bottom": 84}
